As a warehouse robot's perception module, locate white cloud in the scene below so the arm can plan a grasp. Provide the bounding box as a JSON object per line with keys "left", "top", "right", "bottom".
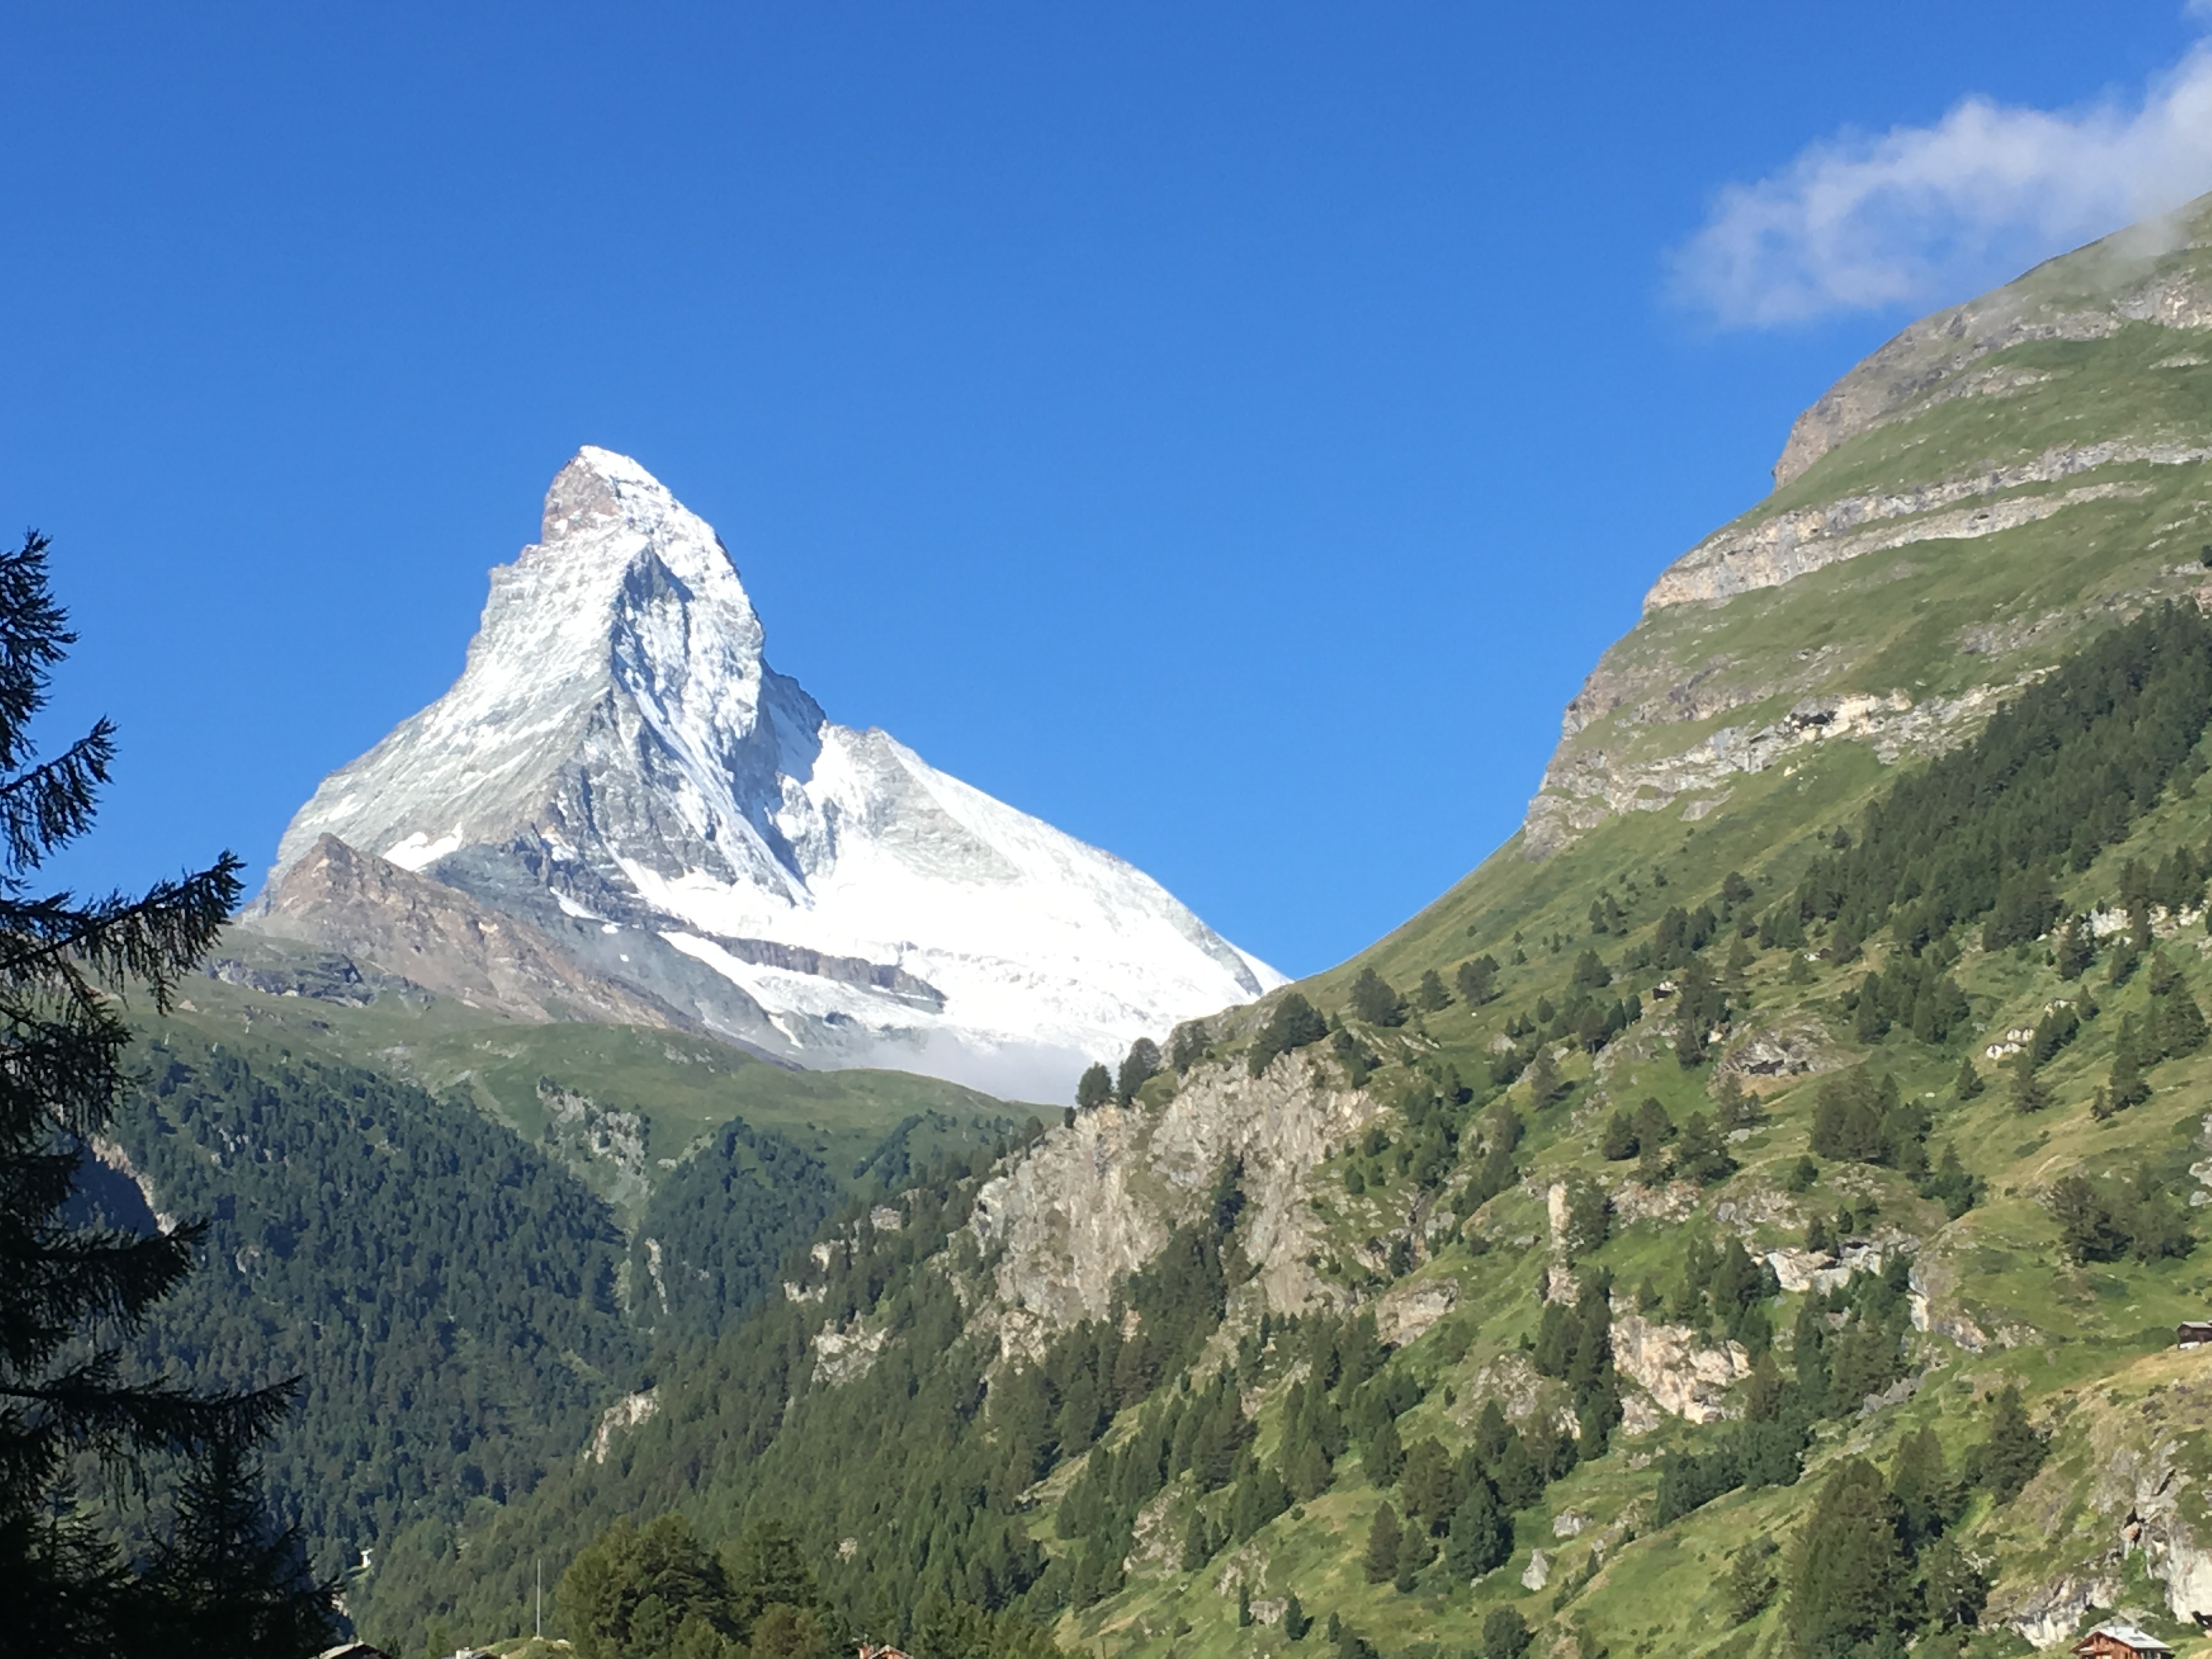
{"left": 1672, "top": 38, "right": 2212, "bottom": 328}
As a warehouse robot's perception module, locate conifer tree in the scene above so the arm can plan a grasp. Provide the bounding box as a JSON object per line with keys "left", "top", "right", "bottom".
{"left": 0, "top": 532, "right": 328, "bottom": 1659}
{"left": 1524, "top": 1045, "right": 1564, "bottom": 1108}
{"left": 1782, "top": 1459, "right": 1908, "bottom": 1658}
{"left": 1726, "top": 1540, "right": 1778, "bottom": 1625}
{"left": 1414, "top": 969, "right": 1449, "bottom": 1012}
{"left": 1397, "top": 1437, "right": 1455, "bottom": 1534}
{"left": 1713, "top": 1068, "right": 1751, "bottom": 1130}
{"left": 1364, "top": 1413, "right": 1403, "bottom": 1486}
{"left": 1075, "top": 1063, "right": 1113, "bottom": 1109}
{"left": 132, "top": 1440, "right": 336, "bottom": 1659}
{"left": 2110, "top": 1017, "right": 2150, "bottom": 1110}
{"left": 1953, "top": 1053, "right": 1983, "bottom": 1101}
{"left": 1442, "top": 1476, "right": 1511, "bottom": 1580}
{"left": 1973, "top": 1385, "right": 2047, "bottom": 1503}
{"left": 1480, "top": 1608, "right": 1533, "bottom": 1659}
{"left": 1918, "top": 1537, "right": 1989, "bottom": 1632}
{"left": 1114, "top": 1037, "right": 1161, "bottom": 1104}
{"left": 1455, "top": 956, "right": 1499, "bottom": 1007}
{"left": 1674, "top": 1113, "right": 1736, "bottom": 1186}
{"left": 1363, "top": 1504, "right": 1401, "bottom": 1585}
{"left": 2158, "top": 982, "right": 2209, "bottom": 1058}
{"left": 1349, "top": 967, "right": 1407, "bottom": 1028}
{"left": 2056, "top": 914, "right": 2094, "bottom": 980}
{"left": 2008, "top": 1051, "right": 2050, "bottom": 1114}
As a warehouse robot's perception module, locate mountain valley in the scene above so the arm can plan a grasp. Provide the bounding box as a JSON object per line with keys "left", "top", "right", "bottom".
{"left": 93, "top": 194, "right": 2212, "bottom": 1659}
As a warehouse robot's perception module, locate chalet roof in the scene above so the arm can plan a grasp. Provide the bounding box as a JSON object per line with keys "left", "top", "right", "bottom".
{"left": 2077, "top": 1621, "right": 2175, "bottom": 1654}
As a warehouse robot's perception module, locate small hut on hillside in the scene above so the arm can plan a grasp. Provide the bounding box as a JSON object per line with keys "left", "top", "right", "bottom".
{"left": 2073, "top": 1620, "right": 2175, "bottom": 1658}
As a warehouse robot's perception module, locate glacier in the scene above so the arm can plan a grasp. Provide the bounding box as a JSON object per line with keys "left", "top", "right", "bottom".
{"left": 257, "top": 445, "right": 1283, "bottom": 1101}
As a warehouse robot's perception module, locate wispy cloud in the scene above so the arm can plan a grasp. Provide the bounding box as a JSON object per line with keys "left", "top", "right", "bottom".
{"left": 1672, "top": 38, "right": 2212, "bottom": 328}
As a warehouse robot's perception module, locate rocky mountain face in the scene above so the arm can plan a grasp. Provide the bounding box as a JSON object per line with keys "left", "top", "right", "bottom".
{"left": 1524, "top": 191, "right": 2212, "bottom": 859}
{"left": 246, "top": 447, "right": 1280, "bottom": 1100}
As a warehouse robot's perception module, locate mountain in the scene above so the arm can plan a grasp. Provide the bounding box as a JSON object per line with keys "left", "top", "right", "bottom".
{"left": 343, "top": 194, "right": 2212, "bottom": 1659}
{"left": 1522, "top": 200, "right": 2212, "bottom": 863}
{"left": 247, "top": 445, "right": 1280, "bottom": 1102}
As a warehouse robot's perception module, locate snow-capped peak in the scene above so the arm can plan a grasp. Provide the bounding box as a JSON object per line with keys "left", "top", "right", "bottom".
{"left": 261, "top": 449, "right": 1282, "bottom": 1100}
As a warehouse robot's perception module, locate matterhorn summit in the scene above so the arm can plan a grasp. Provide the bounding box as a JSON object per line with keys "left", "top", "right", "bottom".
{"left": 252, "top": 447, "right": 1281, "bottom": 1098}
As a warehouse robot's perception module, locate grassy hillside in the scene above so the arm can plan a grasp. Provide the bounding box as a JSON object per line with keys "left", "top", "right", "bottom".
{"left": 348, "top": 603, "right": 2212, "bottom": 1659}
{"left": 165, "top": 941, "right": 1027, "bottom": 1221}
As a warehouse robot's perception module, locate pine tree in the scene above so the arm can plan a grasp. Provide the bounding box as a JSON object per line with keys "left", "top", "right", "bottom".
{"left": 1713, "top": 1068, "right": 1751, "bottom": 1130}
{"left": 1365, "top": 1413, "right": 1403, "bottom": 1486}
{"left": 2158, "top": 983, "right": 2209, "bottom": 1058}
{"left": 2110, "top": 1016, "right": 2150, "bottom": 1110}
{"left": 133, "top": 1440, "right": 335, "bottom": 1659}
{"left": 1455, "top": 956, "right": 1500, "bottom": 1007}
{"left": 1363, "top": 1504, "right": 1401, "bottom": 1585}
{"left": 1887, "top": 1425, "right": 1953, "bottom": 1550}
{"left": 1920, "top": 1537, "right": 1989, "bottom": 1631}
{"left": 1674, "top": 1113, "right": 1736, "bottom": 1186}
{"left": 0, "top": 532, "right": 321, "bottom": 1658}
{"left": 1782, "top": 1459, "right": 1908, "bottom": 1658}
{"left": 1442, "top": 1476, "right": 1512, "bottom": 1580}
{"left": 1974, "top": 1384, "right": 2047, "bottom": 1503}
{"left": 1115, "top": 1037, "right": 1161, "bottom": 1104}
{"left": 1727, "top": 1539, "right": 1778, "bottom": 1625}
{"left": 1075, "top": 1062, "right": 1113, "bottom": 1109}
{"left": 1350, "top": 967, "right": 1407, "bottom": 1027}
{"left": 1414, "top": 969, "right": 1449, "bottom": 1012}
{"left": 1480, "top": 1608, "right": 1533, "bottom": 1659}
{"left": 1953, "top": 1053, "right": 1984, "bottom": 1101}
{"left": 1525, "top": 1045, "right": 1565, "bottom": 1108}
{"left": 2056, "top": 913, "right": 2094, "bottom": 980}
{"left": 2008, "top": 1051, "right": 2050, "bottom": 1114}
{"left": 1398, "top": 1437, "right": 1456, "bottom": 1533}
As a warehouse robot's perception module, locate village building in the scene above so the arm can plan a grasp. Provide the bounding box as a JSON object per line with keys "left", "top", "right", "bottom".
{"left": 2073, "top": 1619, "right": 2176, "bottom": 1658}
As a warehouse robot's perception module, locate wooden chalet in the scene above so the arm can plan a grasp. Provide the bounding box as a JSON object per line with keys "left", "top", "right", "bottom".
{"left": 2177, "top": 1321, "right": 2212, "bottom": 1348}
{"left": 2074, "top": 1620, "right": 2175, "bottom": 1658}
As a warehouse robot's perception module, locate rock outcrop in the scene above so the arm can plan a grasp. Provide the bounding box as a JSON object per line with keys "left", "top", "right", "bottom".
{"left": 1608, "top": 1311, "right": 1751, "bottom": 1424}
{"left": 247, "top": 833, "right": 690, "bottom": 1030}
{"left": 969, "top": 1051, "right": 1383, "bottom": 1357}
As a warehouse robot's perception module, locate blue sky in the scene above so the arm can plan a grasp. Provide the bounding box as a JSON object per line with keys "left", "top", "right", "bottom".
{"left": 4, "top": 2, "right": 2209, "bottom": 977}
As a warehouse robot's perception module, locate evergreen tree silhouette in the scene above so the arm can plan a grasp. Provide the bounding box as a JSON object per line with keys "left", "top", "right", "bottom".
{"left": 0, "top": 531, "right": 328, "bottom": 1658}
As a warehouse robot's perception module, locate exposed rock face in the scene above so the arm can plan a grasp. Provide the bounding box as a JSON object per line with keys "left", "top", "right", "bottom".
{"left": 254, "top": 447, "right": 1280, "bottom": 1099}
{"left": 586, "top": 1389, "right": 658, "bottom": 1465}
{"left": 1646, "top": 460, "right": 2178, "bottom": 613}
{"left": 812, "top": 1317, "right": 891, "bottom": 1386}
{"left": 251, "top": 833, "right": 690, "bottom": 1030}
{"left": 1607, "top": 1311, "right": 1751, "bottom": 1424}
{"left": 969, "top": 1052, "right": 1383, "bottom": 1357}
{"left": 1993, "top": 1376, "right": 2212, "bottom": 1638}
{"left": 1373, "top": 1277, "right": 1459, "bottom": 1348}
